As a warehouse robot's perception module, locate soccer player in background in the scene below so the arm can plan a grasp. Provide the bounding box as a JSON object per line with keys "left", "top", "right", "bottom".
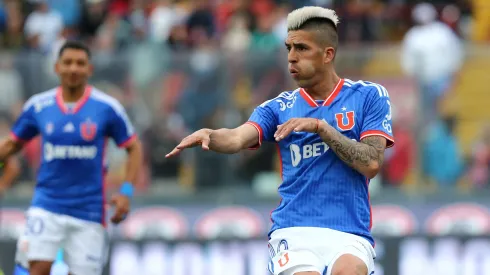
{"left": 166, "top": 7, "right": 394, "bottom": 275}
{"left": 0, "top": 40, "right": 142, "bottom": 275}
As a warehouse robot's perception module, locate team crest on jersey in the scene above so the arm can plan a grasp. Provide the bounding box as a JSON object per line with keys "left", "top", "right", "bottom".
{"left": 335, "top": 110, "right": 355, "bottom": 131}
{"left": 45, "top": 122, "right": 54, "bottom": 135}
{"left": 80, "top": 118, "right": 97, "bottom": 141}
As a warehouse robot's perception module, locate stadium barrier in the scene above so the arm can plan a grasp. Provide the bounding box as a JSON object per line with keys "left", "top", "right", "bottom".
{"left": 0, "top": 236, "right": 489, "bottom": 275}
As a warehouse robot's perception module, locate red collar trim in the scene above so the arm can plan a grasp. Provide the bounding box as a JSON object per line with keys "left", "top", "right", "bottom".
{"left": 56, "top": 86, "right": 92, "bottom": 114}
{"left": 300, "top": 78, "right": 345, "bottom": 107}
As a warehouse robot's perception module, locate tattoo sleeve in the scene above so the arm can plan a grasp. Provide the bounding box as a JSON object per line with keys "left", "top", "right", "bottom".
{"left": 318, "top": 124, "right": 386, "bottom": 177}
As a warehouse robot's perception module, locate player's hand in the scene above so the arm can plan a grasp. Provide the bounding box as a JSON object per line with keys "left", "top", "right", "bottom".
{"left": 165, "top": 129, "right": 213, "bottom": 158}
{"left": 274, "top": 118, "right": 323, "bottom": 141}
{"left": 109, "top": 194, "right": 130, "bottom": 224}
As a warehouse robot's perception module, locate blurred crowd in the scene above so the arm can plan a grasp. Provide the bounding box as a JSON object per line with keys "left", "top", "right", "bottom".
{"left": 0, "top": 0, "right": 478, "bottom": 52}
{"left": 0, "top": 0, "right": 489, "bottom": 196}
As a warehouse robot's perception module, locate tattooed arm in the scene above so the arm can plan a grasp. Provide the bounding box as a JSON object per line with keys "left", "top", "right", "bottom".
{"left": 273, "top": 117, "right": 390, "bottom": 179}
{"left": 317, "top": 121, "right": 386, "bottom": 179}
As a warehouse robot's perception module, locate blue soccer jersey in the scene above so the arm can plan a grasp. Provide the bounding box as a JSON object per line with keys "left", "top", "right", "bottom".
{"left": 246, "top": 78, "right": 395, "bottom": 245}
{"left": 10, "top": 86, "right": 136, "bottom": 224}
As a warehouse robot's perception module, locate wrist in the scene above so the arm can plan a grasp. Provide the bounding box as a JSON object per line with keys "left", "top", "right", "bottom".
{"left": 317, "top": 120, "right": 331, "bottom": 136}
{"left": 119, "top": 182, "right": 133, "bottom": 198}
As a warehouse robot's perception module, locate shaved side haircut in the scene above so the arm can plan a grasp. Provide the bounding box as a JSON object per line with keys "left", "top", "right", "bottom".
{"left": 287, "top": 6, "right": 339, "bottom": 50}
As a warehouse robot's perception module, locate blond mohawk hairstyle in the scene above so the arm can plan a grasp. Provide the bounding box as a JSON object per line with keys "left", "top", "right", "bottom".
{"left": 287, "top": 6, "right": 339, "bottom": 31}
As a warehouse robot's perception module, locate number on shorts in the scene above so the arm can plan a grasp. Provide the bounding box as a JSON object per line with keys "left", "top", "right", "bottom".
{"left": 269, "top": 239, "right": 289, "bottom": 258}
{"left": 25, "top": 216, "right": 44, "bottom": 236}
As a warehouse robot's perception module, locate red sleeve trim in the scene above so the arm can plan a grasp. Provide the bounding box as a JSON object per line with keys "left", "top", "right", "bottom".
{"left": 118, "top": 134, "right": 137, "bottom": 148}
{"left": 244, "top": 121, "right": 263, "bottom": 150}
{"left": 9, "top": 132, "right": 28, "bottom": 143}
{"left": 360, "top": 130, "right": 395, "bottom": 148}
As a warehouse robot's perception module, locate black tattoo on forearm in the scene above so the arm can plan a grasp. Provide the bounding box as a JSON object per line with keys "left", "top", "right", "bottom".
{"left": 319, "top": 127, "right": 385, "bottom": 169}
{"left": 361, "top": 135, "right": 386, "bottom": 166}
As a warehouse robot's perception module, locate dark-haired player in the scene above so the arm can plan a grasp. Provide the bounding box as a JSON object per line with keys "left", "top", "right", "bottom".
{"left": 167, "top": 7, "right": 394, "bottom": 275}
{"left": 0, "top": 40, "right": 143, "bottom": 275}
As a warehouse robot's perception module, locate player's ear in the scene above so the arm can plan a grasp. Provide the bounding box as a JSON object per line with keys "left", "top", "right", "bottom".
{"left": 54, "top": 59, "right": 60, "bottom": 74}
{"left": 323, "top": 47, "right": 335, "bottom": 64}
{"left": 88, "top": 63, "right": 94, "bottom": 78}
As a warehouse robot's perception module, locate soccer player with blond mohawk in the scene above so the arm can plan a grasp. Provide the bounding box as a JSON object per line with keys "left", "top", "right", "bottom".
{"left": 167, "top": 6, "right": 394, "bottom": 275}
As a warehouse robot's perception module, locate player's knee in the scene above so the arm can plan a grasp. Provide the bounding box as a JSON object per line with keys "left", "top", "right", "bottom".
{"left": 330, "top": 254, "right": 368, "bottom": 275}
{"left": 29, "top": 260, "right": 53, "bottom": 275}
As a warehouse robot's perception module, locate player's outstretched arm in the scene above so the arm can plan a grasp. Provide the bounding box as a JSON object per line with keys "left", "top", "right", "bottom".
{"left": 166, "top": 123, "right": 259, "bottom": 157}
{"left": 0, "top": 156, "right": 21, "bottom": 195}
{"left": 274, "top": 118, "right": 386, "bottom": 179}
{"left": 0, "top": 137, "right": 23, "bottom": 162}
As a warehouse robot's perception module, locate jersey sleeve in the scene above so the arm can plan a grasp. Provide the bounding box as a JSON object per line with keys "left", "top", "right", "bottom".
{"left": 10, "top": 99, "right": 39, "bottom": 142}
{"left": 245, "top": 99, "right": 278, "bottom": 149}
{"left": 360, "top": 86, "right": 395, "bottom": 148}
{"left": 107, "top": 102, "right": 137, "bottom": 148}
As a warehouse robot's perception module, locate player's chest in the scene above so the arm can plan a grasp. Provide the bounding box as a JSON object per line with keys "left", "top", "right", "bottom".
{"left": 37, "top": 111, "right": 107, "bottom": 144}
{"left": 279, "top": 102, "right": 362, "bottom": 139}
{"left": 278, "top": 103, "right": 363, "bottom": 168}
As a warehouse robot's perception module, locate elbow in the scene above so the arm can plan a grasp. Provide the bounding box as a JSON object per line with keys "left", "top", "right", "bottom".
{"left": 363, "top": 161, "right": 381, "bottom": 179}
{"left": 230, "top": 136, "right": 245, "bottom": 154}
{"left": 126, "top": 137, "right": 143, "bottom": 158}
{"left": 211, "top": 129, "right": 243, "bottom": 154}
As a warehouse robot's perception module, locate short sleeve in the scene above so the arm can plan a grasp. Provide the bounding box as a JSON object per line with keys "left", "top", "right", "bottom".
{"left": 107, "top": 103, "right": 136, "bottom": 148}
{"left": 11, "top": 99, "right": 39, "bottom": 142}
{"left": 245, "top": 99, "right": 278, "bottom": 149}
{"left": 360, "top": 86, "right": 395, "bottom": 148}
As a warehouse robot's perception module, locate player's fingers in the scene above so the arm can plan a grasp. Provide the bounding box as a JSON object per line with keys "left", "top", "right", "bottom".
{"left": 274, "top": 119, "right": 293, "bottom": 138}
{"left": 165, "top": 147, "right": 182, "bottom": 158}
{"left": 111, "top": 214, "right": 122, "bottom": 224}
{"left": 166, "top": 136, "right": 200, "bottom": 157}
{"left": 293, "top": 120, "right": 308, "bottom": 132}
{"left": 201, "top": 136, "right": 210, "bottom": 150}
{"left": 111, "top": 208, "right": 127, "bottom": 224}
{"left": 276, "top": 120, "right": 298, "bottom": 141}
{"left": 279, "top": 124, "right": 296, "bottom": 140}
{"left": 175, "top": 136, "right": 197, "bottom": 149}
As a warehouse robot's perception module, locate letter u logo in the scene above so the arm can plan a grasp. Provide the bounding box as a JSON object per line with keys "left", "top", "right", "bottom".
{"left": 335, "top": 111, "right": 355, "bottom": 131}
{"left": 278, "top": 253, "right": 289, "bottom": 267}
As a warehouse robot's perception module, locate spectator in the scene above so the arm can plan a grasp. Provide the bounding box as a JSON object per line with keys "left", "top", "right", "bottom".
{"left": 0, "top": 2, "right": 6, "bottom": 33}
{"left": 249, "top": 14, "right": 280, "bottom": 54}
{"left": 108, "top": 0, "right": 130, "bottom": 16}
{"left": 215, "top": 0, "right": 249, "bottom": 33}
{"left": 167, "top": 23, "right": 189, "bottom": 51}
{"left": 272, "top": 3, "right": 290, "bottom": 43}
{"left": 382, "top": 124, "right": 416, "bottom": 187}
{"left": 79, "top": 0, "right": 107, "bottom": 42}
{"left": 94, "top": 11, "right": 131, "bottom": 53}
{"left": 422, "top": 117, "right": 464, "bottom": 187}
{"left": 401, "top": 2, "right": 463, "bottom": 123}
{"left": 149, "top": 0, "right": 187, "bottom": 43}
{"left": 0, "top": 53, "right": 23, "bottom": 115}
{"left": 24, "top": 0, "right": 63, "bottom": 53}
{"left": 45, "top": 0, "right": 81, "bottom": 27}
{"left": 221, "top": 13, "right": 251, "bottom": 53}
{"left": 3, "top": 0, "right": 23, "bottom": 48}
{"left": 467, "top": 125, "right": 490, "bottom": 188}
{"left": 186, "top": 0, "right": 215, "bottom": 43}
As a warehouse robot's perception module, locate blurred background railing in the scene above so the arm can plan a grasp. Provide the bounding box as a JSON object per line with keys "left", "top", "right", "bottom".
{"left": 0, "top": 0, "right": 489, "bottom": 274}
